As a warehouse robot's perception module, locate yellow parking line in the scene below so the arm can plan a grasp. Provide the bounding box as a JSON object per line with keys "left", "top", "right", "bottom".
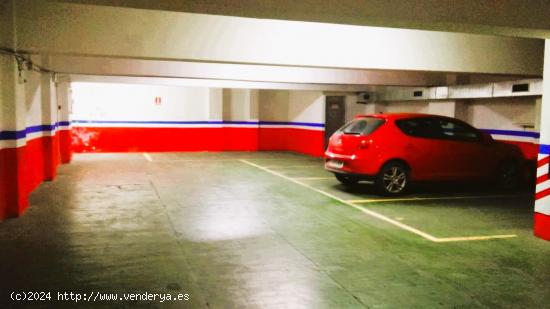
{"left": 143, "top": 153, "right": 153, "bottom": 162}
{"left": 264, "top": 165, "right": 320, "bottom": 168}
{"left": 435, "top": 235, "right": 517, "bottom": 242}
{"left": 153, "top": 159, "right": 240, "bottom": 162}
{"left": 347, "top": 194, "right": 517, "bottom": 204}
{"left": 241, "top": 159, "right": 517, "bottom": 243}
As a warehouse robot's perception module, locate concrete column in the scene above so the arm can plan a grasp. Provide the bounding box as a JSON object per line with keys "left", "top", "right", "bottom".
{"left": 222, "top": 88, "right": 259, "bottom": 122}
{"left": 428, "top": 100, "right": 456, "bottom": 117}
{"left": 249, "top": 89, "right": 259, "bottom": 121}
{"left": 56, "top": 80, "right": 72, "bottom": 163}
{"left": 0, "top": 0, "right": 30, "bottom": 219}
{"left": 0, "top": 60, "right": 28, "bottom": 218}
{"left": 365, "top": 102, "right": 384, "bottom": 114}
{"left": 535, "top": 97, "right": 542, "bottom": 132}
{"left": 40, "top": 73, "right": 60, "bottom": 180}
{"left": 208, "top": 88, "right": 223, "bottom": 121}
{"left": 535, "top": 39, "right": 550, "bottom": 240}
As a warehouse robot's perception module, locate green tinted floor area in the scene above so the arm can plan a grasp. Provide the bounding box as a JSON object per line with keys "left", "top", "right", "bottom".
{"left": 0, "top": 152, "right": 549, "bottom": 308}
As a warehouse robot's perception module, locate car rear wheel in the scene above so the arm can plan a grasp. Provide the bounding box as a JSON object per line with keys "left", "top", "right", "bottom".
{"left": 496, "top": 160, "right": 520, "bottom": 190}
{"left": 335, "top": 174, "right": 359, "bottom": 186}
{"left": 376, "top": 162, "right": 409, "bottom": 196}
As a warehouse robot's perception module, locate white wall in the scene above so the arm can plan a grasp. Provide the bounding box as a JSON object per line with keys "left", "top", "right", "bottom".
{"left": 71, "top": 83, "right": 210, "bottom": 122}
{"left": 345, "top": 95, "right": 365, "bottom": 122}
{"left": 258, "top": 90, "right": 289, "bottom": 122}
{"left": 462, "top": 97, "right": 537, "bottom": 131}
{"left": 288, "top": 91, "right": 325, "bottom": 123}
{"left": 24, "top": 71, "right": 42, "bottom": 128}
{"left": 258, "top": 90, "right": 324, "bottom": 123}
{"left": 352, "top": 98, "right": 539, "bottom": 133}
{"left": 378, "top": 101, "right": 430, "bottom": 114}
{"left": 428, "top": 101, "right": 456, "bottom": 117}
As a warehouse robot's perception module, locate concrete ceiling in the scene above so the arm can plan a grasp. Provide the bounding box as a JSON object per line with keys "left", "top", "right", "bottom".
{"left": 58, "top": 0, "right": 550, "bottom": 39}
{"left": 2, "top": 0, "right": 542, "bottom": 88}
{"left": 44, "top": 55, "right": 530, "bottom": 89}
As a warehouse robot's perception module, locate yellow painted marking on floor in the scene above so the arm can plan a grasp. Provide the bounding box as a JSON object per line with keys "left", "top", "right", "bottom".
{"left": 241, "top": 159, "right": 439, "bottom": 242}
{"left": 293, "top": 177, "right": 335, "bottom": 180}
{"left": 264, "top": 165, "right": 321, "bottom": 168}
{"left": 241, "top": 159, "right": 517, "bottom": 243}
{"left": 347, "top": 194, "right": 518, "bottom": 204}
{"left": 153, "top": 158, "right": 241, "bottom": 162}
{"left": 143, "top": 153, "right": 153, "bottom": 162}
{"left": 435, "top": 234, "right": 517, "bottom": 242}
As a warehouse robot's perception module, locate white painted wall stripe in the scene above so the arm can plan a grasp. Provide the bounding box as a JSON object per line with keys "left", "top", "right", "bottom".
{"left": 536, "top": 180, "right": 550, "bottom": 195}
{"left": 535, "top": 197, "right": 550, "bottom": 215}
{"left": 538, "top": 163, "right": 549, "bottom": 177}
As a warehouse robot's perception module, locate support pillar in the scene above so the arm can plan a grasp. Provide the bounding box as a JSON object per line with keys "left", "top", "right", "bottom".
{"left": 534, "top": 39, "right": 550, "bottom": 240}
{"left": 428, "top": 100, "right": 456, "bottom": 118}
{"left": 0, "top": 59, "right": 28, "bottom": 218}
{"left": 40, "top": 72, "right": 60, "bottom": 180}
{"left": 208, "top": 88, "right": 223, "bottom": 122}
{"left": 0, "top": 0, "right": 29, "bottom": 218}
{"left": 56, "top": 79, "right": 73, "bottom": 163}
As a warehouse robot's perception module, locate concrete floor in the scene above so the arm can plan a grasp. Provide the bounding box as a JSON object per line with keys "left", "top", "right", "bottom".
{"left": 1, "top": 152, "right": 549, "bottom": 308}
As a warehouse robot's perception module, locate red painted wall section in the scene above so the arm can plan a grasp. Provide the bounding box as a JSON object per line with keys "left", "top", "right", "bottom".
{"left": 259, "top": 128, "right": 324, "bottom": 157}
{"left": 72, "top": 127, "right": 225, "bottom": 152}
{"left": 0, "top": 133, "right": 65, "bottom": 220}
{"left": 71, "top": 126, "right": 323, "bottom": 155}
{"left": 59, "top": 129, "right": 73, "bottom": 163}
{"left": 500, "top": 140, "right": 539, "bottom": 162}
{"left": 534, "top": 212, "right": 550, "bottom": 240}
{"left": 222, "top": 127, "right": 259, "bottom": 151}
{"left": 0, "top": 148, "right": 20, "bottom": 218}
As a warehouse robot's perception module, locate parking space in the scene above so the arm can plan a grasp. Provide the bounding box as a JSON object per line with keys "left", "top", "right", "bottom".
{"left": 243, "top": 154, "right": 532, "bottom": 241}
{"left": 1, "top": 151, "right": 548, "bottom": 308}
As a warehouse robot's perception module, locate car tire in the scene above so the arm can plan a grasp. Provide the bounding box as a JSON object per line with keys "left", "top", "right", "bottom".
{"left": 496, "top": 160, "right": 520, "bottom": 190}
{"left": 376, "top": 162, "right": 409, "bottom": 196}
{"left": 335, "top": 174, "right": 359, "bottom": 186}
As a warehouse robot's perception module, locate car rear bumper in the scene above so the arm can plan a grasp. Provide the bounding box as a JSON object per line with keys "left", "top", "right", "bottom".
{"left": 324, "top": 151, "right": 378, "bottom": 176}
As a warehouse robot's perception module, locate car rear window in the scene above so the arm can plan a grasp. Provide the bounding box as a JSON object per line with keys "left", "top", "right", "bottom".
{"left": 338, "top": 117, "right": 385, "bottom": 135}
{"left": 395, "top": 118, "right": 441, "bottom": 139}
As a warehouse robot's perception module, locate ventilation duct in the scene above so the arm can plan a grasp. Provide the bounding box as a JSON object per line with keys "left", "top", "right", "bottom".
{"left": 377, "top": 78, "right": 542, "bottom": 102}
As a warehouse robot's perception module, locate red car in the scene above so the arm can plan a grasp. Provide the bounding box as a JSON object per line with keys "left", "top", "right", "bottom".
{"left": 325, "top": 113, "right": 524, "bottom": 195}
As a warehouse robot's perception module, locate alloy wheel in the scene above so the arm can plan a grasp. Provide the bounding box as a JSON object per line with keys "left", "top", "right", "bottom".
{"left": 382, "top": 166, "right": 407, "bottom": 193}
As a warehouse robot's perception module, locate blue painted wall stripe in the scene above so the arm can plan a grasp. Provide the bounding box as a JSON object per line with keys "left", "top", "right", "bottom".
{"left": 480, "top": 129, "right": 540, "bottom": 139}
{"left": 71, "top": 120, "right": 325, "bottom": 127}
{"left": 1, "top": 121, "right": 542, "bottom": 143}
{"left": 540, "top": 144, "right": 550, "bottom": 155}
{"left": 0, "top": 122, "right": 71, "bottom": 141}
{"left": 258, "top": 121, "right": 325, "bottom": 128}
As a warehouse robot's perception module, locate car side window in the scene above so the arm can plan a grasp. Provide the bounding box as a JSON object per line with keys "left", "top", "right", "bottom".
{"left": 395, "top": 118, "right": 442, "bottom": 139}
{"left": 435, "top": 119, "right": 481, "bottom": 142}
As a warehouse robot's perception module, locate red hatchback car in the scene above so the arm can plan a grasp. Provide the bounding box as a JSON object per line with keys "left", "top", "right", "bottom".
{"left": 325, "top": 113, "right": 524, "bottom": 195}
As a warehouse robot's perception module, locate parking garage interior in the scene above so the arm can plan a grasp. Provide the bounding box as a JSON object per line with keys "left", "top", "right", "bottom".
{"left": 1, "top": 1, "right": 550, "bottom": 308}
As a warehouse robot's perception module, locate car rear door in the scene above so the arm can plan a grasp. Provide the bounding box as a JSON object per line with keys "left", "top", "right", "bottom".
{"left": 433, "top": 118, "right": 494, "bottom": 179}
{"left": 394, "top": 118, "right": 455, "bottom": 180}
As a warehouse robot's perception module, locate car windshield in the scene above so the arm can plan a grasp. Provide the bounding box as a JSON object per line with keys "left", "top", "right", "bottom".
{"left": 338, "top": 117, "right": 385, "bottom": 135}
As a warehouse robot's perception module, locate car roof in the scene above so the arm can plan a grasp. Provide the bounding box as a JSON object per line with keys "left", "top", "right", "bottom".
{"left": 355, "top": 113, "right": 455, "bottom": 121}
